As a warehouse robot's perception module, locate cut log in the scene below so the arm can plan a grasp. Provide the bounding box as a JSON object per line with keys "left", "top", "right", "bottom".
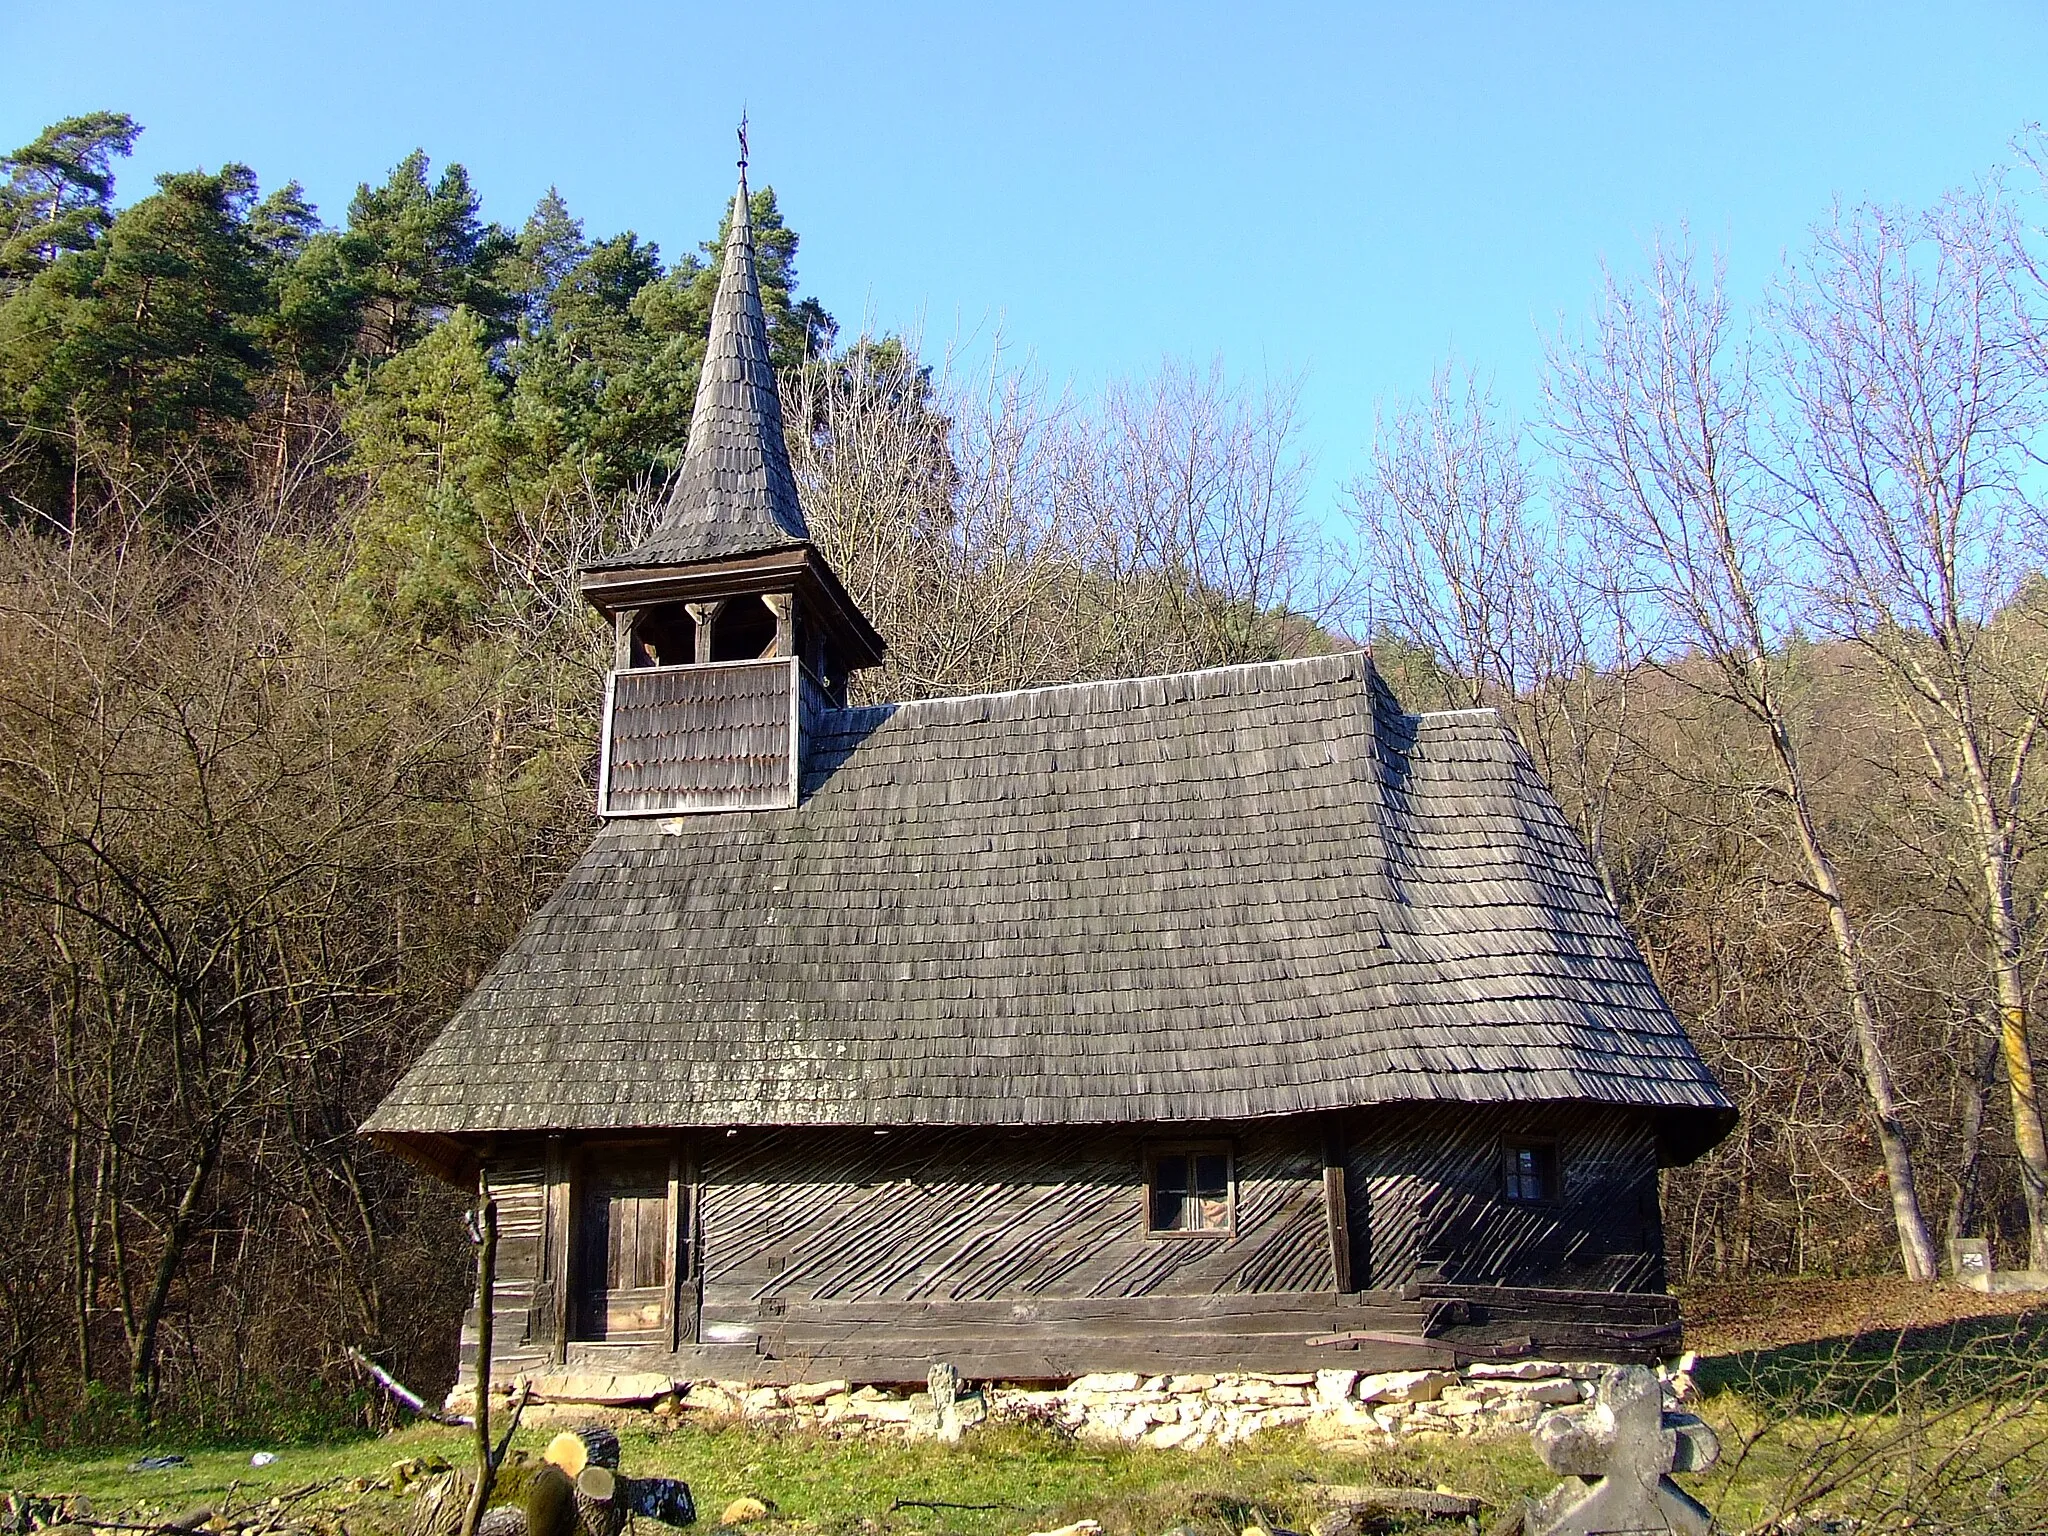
{"left": 574, "top": 1467, "right": 625, "bottom": 1536}
{"left": 525, "top": 1463, "right": 577, "bottom": 1536}
{"left": 1308, "top": 1486, "right": 1484, "bottom": 1520}
{"left": 544, "top": 1424, "right": 622, "bottom": 1479}
{"left": 405, "top": 1471, "right": 469, "bottom": 1536}
{"left": 478, "top": 1510, "right": 528, "bottom": 1536}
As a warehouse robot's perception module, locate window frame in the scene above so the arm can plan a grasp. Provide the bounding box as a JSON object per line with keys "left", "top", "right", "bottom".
{"left": 1143, "top": 1140, "right": 1237, "bottom": 1239}
{"left": 1500, "top": 1137, "right": 1562, "bottom": 1207}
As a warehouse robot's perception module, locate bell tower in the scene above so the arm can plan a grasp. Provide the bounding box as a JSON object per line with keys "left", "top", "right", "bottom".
{"left": 579, "top": 140, "right": 883, "bottom": 816}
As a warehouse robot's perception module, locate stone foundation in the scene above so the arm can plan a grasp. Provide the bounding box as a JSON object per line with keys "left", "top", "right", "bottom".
{"left": 461, "top": 1358, "right": 1695, "bottom": 1451}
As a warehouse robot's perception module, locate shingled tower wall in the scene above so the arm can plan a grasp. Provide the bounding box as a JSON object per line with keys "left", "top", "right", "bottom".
{"left": 575, "top": 149, "right": 883, "bottom": 815}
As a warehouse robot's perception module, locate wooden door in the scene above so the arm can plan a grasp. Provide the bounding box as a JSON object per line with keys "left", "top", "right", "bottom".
{"left": 571, "top": 1148, "right": 672, "bottom": 1342}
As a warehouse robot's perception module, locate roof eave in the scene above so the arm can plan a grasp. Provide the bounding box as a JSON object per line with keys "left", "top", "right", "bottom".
{"left": 363, "top": 1129, "right": 484, "bottom": 1187}
{"left": 578, "top": 544, "right": 886, "bottom": 669}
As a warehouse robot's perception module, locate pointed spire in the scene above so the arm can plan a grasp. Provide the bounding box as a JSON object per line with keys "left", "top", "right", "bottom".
{"left": 614, "top": 143, "right": 809, "bottom": 567}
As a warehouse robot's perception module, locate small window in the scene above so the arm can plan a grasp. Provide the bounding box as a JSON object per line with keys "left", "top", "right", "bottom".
{"left": 1148, "top": 1145, "right": 1234, "bottom": 1235}
{"left": 1503, "top": 1141, "right": 1560, "bottom": 1204}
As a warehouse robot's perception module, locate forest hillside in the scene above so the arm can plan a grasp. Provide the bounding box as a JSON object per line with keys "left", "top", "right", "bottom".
{"left": 5, "top": 113, "right": 2048, "bottom": 1434}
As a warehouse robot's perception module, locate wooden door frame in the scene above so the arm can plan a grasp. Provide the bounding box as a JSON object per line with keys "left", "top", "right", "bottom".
{"left": 667, "top": 1135, "right": 699, "bottom": 1350}
{"left": 562, "top": 1136, "right": 677, "bottom": 1347}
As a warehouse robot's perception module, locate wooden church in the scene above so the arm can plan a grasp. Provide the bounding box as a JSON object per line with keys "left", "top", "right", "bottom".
{"left": 363, "top": 153, "right": 1734, "bottom": 1388}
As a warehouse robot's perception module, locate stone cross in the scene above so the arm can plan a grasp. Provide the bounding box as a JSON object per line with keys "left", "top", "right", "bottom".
{"left": 1521, "top": 1365, "right": 1719, "bottom": 1536}
{"left": 908, "top": 1360, "right": 967, "bottom": 1442}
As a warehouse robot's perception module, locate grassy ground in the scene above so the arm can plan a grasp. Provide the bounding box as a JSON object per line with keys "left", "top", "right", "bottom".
{"left": 0, "top": 1418, "right": 1562, "bottom": 1536}
{"left": 8, "top": 1280, "right": 2048, "bottom": 1536}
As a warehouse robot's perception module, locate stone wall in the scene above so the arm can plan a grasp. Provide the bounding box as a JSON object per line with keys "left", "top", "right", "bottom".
{"left": 493, "top": 1358, "right": 1695, "bottom": 1451}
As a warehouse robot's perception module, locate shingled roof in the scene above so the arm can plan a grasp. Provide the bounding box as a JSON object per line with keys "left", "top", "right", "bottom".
{"left": 589, "top": 163, "right": 809, "bottom": 569}
{"left": 366, "top": 651, "right": 1733, "bottom": 1160}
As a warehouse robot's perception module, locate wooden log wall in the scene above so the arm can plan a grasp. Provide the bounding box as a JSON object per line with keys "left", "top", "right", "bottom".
{"left": 459, "top": 1107, "right": 1672, "bottom": 1385}
{"left": 455, "top": 1151, "right": 554, "bottom": 1387}
{"left": 697, "top": 1123, "right": 1333, "bottom": 1313}
{"left": 1343, "top": 1104, "right": 1665, "bottom": 1293}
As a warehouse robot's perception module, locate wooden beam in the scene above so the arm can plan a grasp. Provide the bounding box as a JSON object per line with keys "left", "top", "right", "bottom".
{"left": 762, "top": 593, "right": 795, "bottom": 659}
{"left": 665, "top": 1141, "right": 684, "bottom": 1353}
{"left": 1322, "top": 1118, "right": 1353, "bottom": 1293}
{"left": 684, "top": 601, "right": 726, "bottom": 665}
{"left": 545, "top": 1137, "right": 571, "bottom": 1367}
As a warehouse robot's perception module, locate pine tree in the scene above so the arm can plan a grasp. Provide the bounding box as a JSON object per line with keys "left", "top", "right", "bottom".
{"left": 1, "top": 163, "right": 269, "bottom": 521}
{"left": 340, "top": 306, "right": 514, "bottom": 634}
{"left": 0, "top": 111, "right": 139, "bottom": 287}
{"left": 510, "top": 188, "right": 587, "bottom": 330}
{"left": 251, "top": 183, "right": 361, "bottom": 387}
{"left": 338, "top": 151, "right": 515, "bottom": 362}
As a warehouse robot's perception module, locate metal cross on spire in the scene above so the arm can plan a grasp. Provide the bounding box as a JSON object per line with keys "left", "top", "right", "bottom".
{"left": 737, "top": 111, "right": 749, "bottom": 171}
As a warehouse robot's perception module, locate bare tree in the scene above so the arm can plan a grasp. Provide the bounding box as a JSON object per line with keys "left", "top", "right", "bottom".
{"left": 787, "top": 336, "right": 1080, "bottom": 698}
{"left": 789, "top": 344, "right": 1342, "bottom": 700}
{"left": 1066, "top": 359, "right": 1337, "bottom": 674}
{"left": 1348, "top": 364, "right": 1541, "bottom": 708}
{"left": 1547, "top": 241, "right": 1942, "bottom": 1280}
{"left": 1775, "top": 187, "right": 2048, "bottom": 1269}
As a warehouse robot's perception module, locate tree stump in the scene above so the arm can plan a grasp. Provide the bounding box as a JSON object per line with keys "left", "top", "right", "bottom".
{"left": 525, "top": 1463, "right": 577, "bottom": 1536}
{"left": 574, "top": 1467, "right": 627, "bottom": 1536}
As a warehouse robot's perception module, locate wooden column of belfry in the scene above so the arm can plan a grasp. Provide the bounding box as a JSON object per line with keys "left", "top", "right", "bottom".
{"left": 763, "top": 592, "right": 795, "bottom": 658}
{"left": 684, "top": 600, "right": 725, "bottom": 664}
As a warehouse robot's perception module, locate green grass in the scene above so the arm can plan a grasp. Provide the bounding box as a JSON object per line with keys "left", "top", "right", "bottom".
{"left": 12, "top": 1332, "right": 2048, "bottom": 1536}
{"left": 1, "top": 1416, "right": 1558, "bottom": 1536}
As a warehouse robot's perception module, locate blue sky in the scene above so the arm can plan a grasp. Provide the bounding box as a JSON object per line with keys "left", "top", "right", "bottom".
{"left": 4, "top": 1, "right": 2044, "bottom": 512}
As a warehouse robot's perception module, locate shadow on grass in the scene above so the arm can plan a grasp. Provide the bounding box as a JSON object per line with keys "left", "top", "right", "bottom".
{"left": 1695, "top": 1306, "right": 2048, "bottom": 1418}
{"left": 1687, "top": 1308, "right": 2048, "bottom": 1531}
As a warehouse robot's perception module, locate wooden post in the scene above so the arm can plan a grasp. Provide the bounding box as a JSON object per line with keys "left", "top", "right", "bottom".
{"left": 763, "top": 593, "right": 795, "bottom": 659}
{"left": 1323, "top": 1119, "right": 1354, "bottom": 1294}
{"left": 665, "top": 1141, "right": 684, "bottom": 1352}
{"left": 612, "top": 611, "right": 637, "bottom": 671}
{"left": 684, "top": 600, "right": 726, "bottom": 664}
{"left": 460, "top": 1192, "right": 498, "bottom": 1536}
{"left": 543, "top": 1136, "right": 570, "bottom": 1367}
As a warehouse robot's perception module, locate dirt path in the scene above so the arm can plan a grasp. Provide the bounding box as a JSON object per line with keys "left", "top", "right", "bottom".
{"left": 1681, "top": 1274, "right": 2048, "bottom": 1356}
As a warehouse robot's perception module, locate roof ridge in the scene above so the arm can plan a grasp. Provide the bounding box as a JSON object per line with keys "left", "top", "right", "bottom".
{"left": 836, "top": 650, "right": 1370, "bottom": 723}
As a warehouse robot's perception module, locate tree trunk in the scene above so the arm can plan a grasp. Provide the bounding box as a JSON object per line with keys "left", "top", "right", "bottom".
{"left": 127, "top": 1131, "right": 223, "bottom": 1421}
{"left": 1949, "top": 1021, "right": 2001, "bottom": 1251}
{"left": 1955, "top": 733, "right": 2048, "bottom": 1272}
{"left": 461, "top": 1194, "right": 498, "bottom": 1536}
{"left": 1776, "top": 717, "right": 1939, "bottom": 1280}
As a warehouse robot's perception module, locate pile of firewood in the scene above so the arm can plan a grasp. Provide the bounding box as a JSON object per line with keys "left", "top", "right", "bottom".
{"left": 407, "top": 1426, "right": 694, "bottom": 1536}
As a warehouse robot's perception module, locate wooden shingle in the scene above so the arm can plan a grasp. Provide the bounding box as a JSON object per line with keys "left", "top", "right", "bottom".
{"left": 364, "top": 651, "right": 1732, "bottom": 1154}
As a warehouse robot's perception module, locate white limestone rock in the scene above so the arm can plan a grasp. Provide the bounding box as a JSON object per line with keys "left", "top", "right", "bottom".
{"left": 785, "top": 1379, "right": 849, "bottom": 1404}
{"left": 1069, "top": 1372, "right": 1142, "bottom": 1395}
{"left": 1467, "top": 1359, "right": 1572, "bottom": 1381}
{"left": 1356, "top": 1369, "right": 1458, "bottom": 1405}
{"left": 1314, "top": 1369, "right": 1360, "bottom": 1408}
{"left": 1305, "top": 1404, "right": 1388, "bottom": 1447}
